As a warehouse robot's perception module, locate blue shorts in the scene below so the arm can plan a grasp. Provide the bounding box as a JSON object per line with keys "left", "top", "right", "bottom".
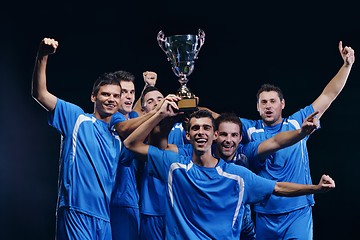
{"left": 256, "top": 205, "right": 313, "bottom": 240}
{"left": 140, "top": 214, "right": 165, "bottom": 240}
{"left": 110, "top": 206, "right": 140, "bottom": 240}
{"left": 56, "top": 207, "right": 111, "bottom": 240}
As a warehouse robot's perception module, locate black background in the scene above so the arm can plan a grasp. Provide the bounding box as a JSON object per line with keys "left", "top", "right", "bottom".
{"left": 1, "top": 1, "right": 359, "bottom": 239}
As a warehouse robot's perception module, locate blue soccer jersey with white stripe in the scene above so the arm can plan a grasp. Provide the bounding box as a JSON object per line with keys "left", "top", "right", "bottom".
{"left": 49, "top": 99, "right": 129, "bottom": 221}
{"left": 111, "top": 111, "right": 139, "bottom": 208}
{"left": 140, "top": 122, "right": 189, "bottom": 216}
{"left": 147, "top": 146, "right": 275, "bottom": 239}
{"left": 240, "top": 105, "right": 317, "bottom": 214}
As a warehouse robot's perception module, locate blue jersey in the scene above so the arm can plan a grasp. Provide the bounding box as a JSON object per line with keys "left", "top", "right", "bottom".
{"left": 49, "top": 99, "right": 129, "bottom": 221}
{"left": 139, "top": 161, "right": 166, "bottom": 215}
{"left": 140, "top": 122, "right": 188, "bottom": 216}
{"left": 182, "top": 144, "right": 257, "bottom": 239}
{"left": 111, "top": 111, "right": 139, "bottom": 208}
{"left": 240, "top": 105, "right": 317, "bottom": 214}
{"left": 168, "top": 122, "right": 188, "bottom": 146}
{"left": 147, "top": 146, "right": 276, "bottom": 239}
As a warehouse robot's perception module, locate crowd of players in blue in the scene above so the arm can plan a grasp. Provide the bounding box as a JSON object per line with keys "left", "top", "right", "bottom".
{"left": 32, "top": 37, "right": 354, "bottom": 239}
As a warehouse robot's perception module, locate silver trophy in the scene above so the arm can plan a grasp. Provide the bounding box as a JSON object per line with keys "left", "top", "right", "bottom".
{"left": 157, "top": 29, "right": 205, "bottom": 111}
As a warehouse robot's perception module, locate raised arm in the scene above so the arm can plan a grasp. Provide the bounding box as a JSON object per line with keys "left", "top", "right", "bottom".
{"left": 124, "top": 96, "right": 180, "bottom": 157}
{"left": 274, "top": 174, "right": 335, "bottom": 196}
{"left": 312, "top": 41, "right": 355, "bottom": 119}
{"left": 31, "top": 38, "right": 59, "bottom": 111}
{"left": 257, "top": 111, "right": 319, "bottom": 157}
{"left": 133, "top": 71, "right": 158, "bottom": 115}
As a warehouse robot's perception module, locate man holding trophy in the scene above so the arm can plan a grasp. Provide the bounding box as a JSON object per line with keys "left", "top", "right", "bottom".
{"left": 156, "top": 29, "right": 257, "bottom": 239}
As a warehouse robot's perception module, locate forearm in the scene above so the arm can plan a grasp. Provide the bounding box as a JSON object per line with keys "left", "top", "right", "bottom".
{"left": 148, "top": 117, "right": 177, "bottom": 149}
{"left": 31, "top": 56, "right": 48, "bottom": 99}
{"left": 132, "top": 97, "right": 142, "bottom": 115}
{"left": 198, "top": 106, "right": 220, "bottom": 119}
{"left": 124, "top": 111, "right": 165, "bottom": 153}
{"left": 31, "top": 55, "right": 56, "bottom": 111}
{"left": 133, "top": 82, "right": 153, "bottom": 114}
{"left": 322, "top": 63, "right": 352, "bottom": 99}
{"left": 274, "top": 182, "right": 319, "bottom": 197}
{"left": 313, "top": 63, "right": 352, "bottom": 118}
{"left": 258, "top": 129, "right": 304, "bottom": 156}
{"left": 115, "top": 109, "right": 157, "bottom": 139}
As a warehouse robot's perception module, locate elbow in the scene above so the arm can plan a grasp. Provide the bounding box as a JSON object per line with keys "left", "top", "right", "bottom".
{"left": 123, "top": 139, "right": 136, "bottom": 151}
{"left": 32, "top": 93, "right": 41, "bottom": 103}
{"left": 123, "top": 139, "right": 131, "bottom": 150}
{"left": 31, "top": 86, "right": 46, "bottom": 102}
{"left": 31, "top": 91, "right": 42, "bottom": 104}
{"left": 31, "top": 86, "right": 38, "bottom": 100}
{"left": 31, "top": 92, "right": 46, "bottom": 105}
{"left": 117, "top": 127, "right": 130, "bottom": 140}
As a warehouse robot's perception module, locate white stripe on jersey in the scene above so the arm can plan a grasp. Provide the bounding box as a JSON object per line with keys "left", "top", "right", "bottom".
{"left": 71, "top": 115, "right": 96, "bottom": 162}
{"left": 168, "top": 161, "right": 194, "bottom": 206}
{"left": 247, "top": 127, "right": 264, "bottom": 141}
{"left": 216, "top": 166, "right": 244, "bottom": 227}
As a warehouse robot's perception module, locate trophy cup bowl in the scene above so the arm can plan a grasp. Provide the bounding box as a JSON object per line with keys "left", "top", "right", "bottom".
{"left": 157, "top": 29, "right": 205, "bottom": 111}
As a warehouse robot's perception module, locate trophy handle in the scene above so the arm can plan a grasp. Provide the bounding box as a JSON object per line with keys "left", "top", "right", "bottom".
{"left": 194, "top": 29, "right": 205, "bottom": 59}
{"left": 157, "top": 30, "right": 170, "bottom": 61}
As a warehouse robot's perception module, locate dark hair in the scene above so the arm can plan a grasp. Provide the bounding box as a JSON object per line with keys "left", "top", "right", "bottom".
{"left": 140, "top": 86, "right": 163, "bottom": 107}
{"left": 185, "top": 109, "right": 215, "bottom": 132}
{"left": 256, "top": 83, "right": 284, "bottom": 102}
{"left": 215, "top": 112, "right": 242, "bottom": 134}
{"left": 92, "top": 72, "right": 121, "bottom": 96}
{"left": 113, "top": 70, "right": 135, "bottom": 83}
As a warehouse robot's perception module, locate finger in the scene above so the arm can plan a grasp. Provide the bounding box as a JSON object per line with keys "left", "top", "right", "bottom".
{"left": 165, "top": 94, "right": 181, "bottom": 101}
{"left": 169, "top": 101, "right": 179, "bottom": 110}
{"left": 338, "top": 40, "right": 343, "bottom": 53}
{"left": 308, "top": 111, "right": 319, "bottom": 119}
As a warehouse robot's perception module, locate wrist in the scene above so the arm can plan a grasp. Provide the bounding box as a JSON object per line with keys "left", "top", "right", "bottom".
{"left": 145, "top": 82, "right": 155, "bottom": 87}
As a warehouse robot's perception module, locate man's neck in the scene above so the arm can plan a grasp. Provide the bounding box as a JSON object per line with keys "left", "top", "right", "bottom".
{"left": 263, "top": 116, "right": 283, "bottom": 127}
{"left": 119, "top": 109, "right": 129, "bottom": 119}
{"left": 192, "top": 150, "right": 219, "bottom": 168}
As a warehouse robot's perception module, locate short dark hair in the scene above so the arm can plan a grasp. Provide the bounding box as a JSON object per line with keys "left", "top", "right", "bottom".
{"left": 140, "top": 86, "right": 162, "bottom": 107}
{"left": 215, "top": 112, "right": 242, "bottom": 134}
{"left": 256, "top": 83, "right": 284, "bottom": 102}
{"left": 186, "top": 109, "right": 215, "bottom": 132}
{"left": 113, "top": 70, "right": 135, "bottom": 83}
{"left": 92, "top": 72, "right": 121, "bottom": 96}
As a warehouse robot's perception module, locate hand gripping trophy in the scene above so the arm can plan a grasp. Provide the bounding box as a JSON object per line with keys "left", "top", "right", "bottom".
{"left": 157, "top": 29, "right": 205, "bottom": 111}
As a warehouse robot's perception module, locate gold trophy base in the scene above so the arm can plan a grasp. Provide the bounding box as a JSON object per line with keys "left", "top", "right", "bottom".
{"left": 177, "top": 98, "right": 198, "bottom": 112}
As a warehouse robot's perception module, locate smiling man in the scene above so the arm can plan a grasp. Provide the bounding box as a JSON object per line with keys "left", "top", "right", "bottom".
{"left": 31, "top": 38, "right": 132, "bottom": 240}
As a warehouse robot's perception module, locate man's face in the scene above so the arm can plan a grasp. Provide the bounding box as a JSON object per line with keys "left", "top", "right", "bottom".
{"left": 91, "top": 84, "right": 121, "bottom": 120}
{"left": 119, "top": 80, "right": 135, "bottom": 115}
{"left": 215, "top": 121, "right": 241, "bottom": 160}
{"left": 142, "top": 90, "right": 164, "bottom": 113}
{"left": 186, "top": 117, "right": 217, "bottom": 154}
{"left": 257, "top": 91, "right": 285, "bottom": 126}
